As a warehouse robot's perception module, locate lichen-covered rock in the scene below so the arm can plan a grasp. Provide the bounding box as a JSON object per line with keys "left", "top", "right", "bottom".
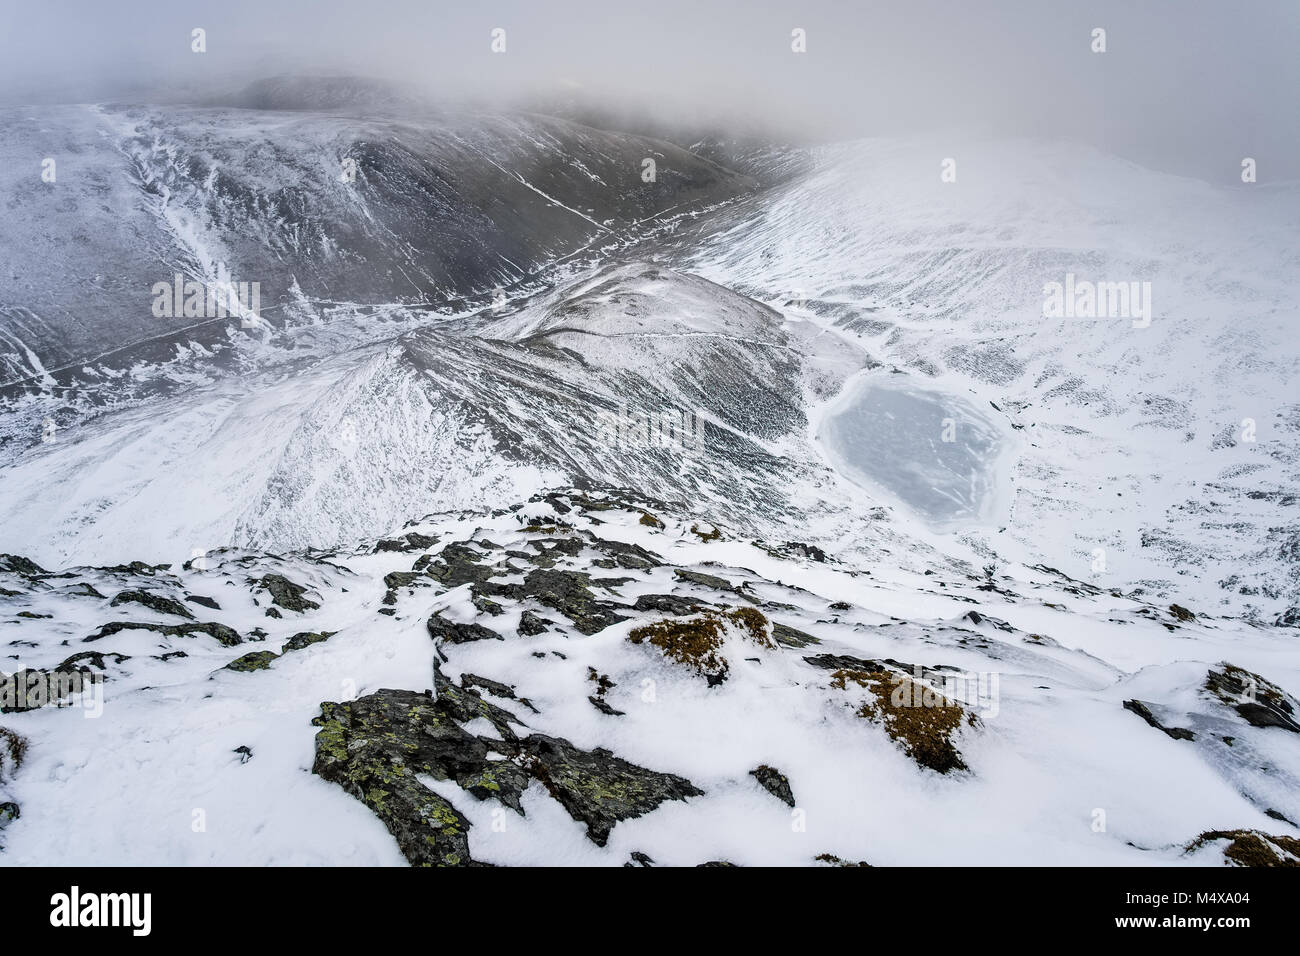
{"left": 282, "top": 630, "right": 335, "bottom": 652}
{"left": 109, "top": 589, "right": 195, "bottom": 619}
{"left": 312, "top": 674, "right": 704, "bottom": 861}
{"left": 255, "top": 573, "right": 320, "bottom": 612}
{"left": 632, "top": 593, "right": 711, "bottom": 616}
{"left": 84, "top": 619, "right": 243, "bottom": 647}
{"left": 520, "top": 569, "right": 629, "bottom": 635}
{"left": 223, "top": 650, "right": 280, "bottom": 672}
{"left": 311, "top": 692, "right": 483, "bottom": 867}
{"left": 426, "top": 544, "right": 496, "bottom": 588}
{"left": 517, "top": 610, "right": 551, "bottom": 635}
{"left": 520, "top": 734, "right": 703, "bottom": 847}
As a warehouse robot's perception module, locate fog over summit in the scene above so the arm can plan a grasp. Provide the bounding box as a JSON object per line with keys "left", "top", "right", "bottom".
{"left": 3, "top": 0, "right": 1298, "bottom": 179}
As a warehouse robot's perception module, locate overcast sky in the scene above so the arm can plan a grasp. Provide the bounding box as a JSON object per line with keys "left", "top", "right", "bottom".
{"left": 1, "top": 0, "right": 1297, "bottom": 179}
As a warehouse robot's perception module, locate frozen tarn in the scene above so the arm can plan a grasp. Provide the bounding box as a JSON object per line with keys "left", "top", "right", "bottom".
{"left": 816, "top": 375, "right": 1015, "bottom": 531}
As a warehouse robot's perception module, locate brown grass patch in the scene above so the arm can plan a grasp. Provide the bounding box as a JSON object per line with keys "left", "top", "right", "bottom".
{"left": 831, "top": 668, "right": 975, "bottom": 773}
{"left": 628, "top": 607, "right": 771, "bottom": 683}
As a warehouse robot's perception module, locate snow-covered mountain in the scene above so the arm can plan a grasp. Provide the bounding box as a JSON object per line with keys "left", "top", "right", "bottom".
{"left": 0, "top": 100, "right": 754, "bottom": 397}
{"left": 1, "top": 90, "right": 1297, "bottom": 866}
{"left": 679, "top": 139, "right": 1300, "bottom": 623}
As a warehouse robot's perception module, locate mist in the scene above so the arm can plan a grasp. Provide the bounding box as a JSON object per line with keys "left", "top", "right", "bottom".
{"left": 2, "top": 0, "right": 1298, "bottom": 180}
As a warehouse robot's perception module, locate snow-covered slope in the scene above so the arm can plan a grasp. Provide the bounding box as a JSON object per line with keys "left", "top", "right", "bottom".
{"left": 679, "top": 139, "right": 1300, "bottom": 622}
{"left": 0, "top": 102, "right": 753, "bottom": 395}
{"left": 2, "top": 490, "right": 1296, "bottom": 866}
{"left": 0, "top": 264, "right": 877, "bottom": 567}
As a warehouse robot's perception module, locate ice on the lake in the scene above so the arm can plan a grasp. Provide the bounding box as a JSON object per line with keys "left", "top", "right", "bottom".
{"left": 816, "top": 375, "right": 1015, "bottom": 530}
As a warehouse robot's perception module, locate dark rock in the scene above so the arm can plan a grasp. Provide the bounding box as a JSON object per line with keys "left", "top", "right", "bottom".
{"left": 109, "top": 589, "right": 195, "bottom": 619}
{"left": 1123, "top": 699, "right": 1196, "bottom": 741}
{"left": 589, "top": 696, "right": 626, "bottom": 717}
{"left": 282, "top": 630, "right": 335, "bottom": 652}
{"left": 520, "top": 733, "right": 703, "bottom": 846}
{"left": 633, "top": 593, "right": 710, "bottom": 616}
{"left": 750, "top": 764, "right": 796, "bottom": 806}
{"left": 427, "top": 544, "right": 496, "bottom": 588}
{"left": 0, "top": 555, "right": 47, "bottom": 577}
{"left": 373, "top": 532, "right": 439, "bottom": 554}
{"left": 521, "top": 569, "right": 629, "bottom": 635}
{"left": 223, "top": 650, "right": 279, "bottom": 672}
{"left": 57, "top": 650, "right": 129, "bottom": 671}
{"left": 1206, "top": 663, "right": 1300, "bottom": 733}
{"left": 255, "top": 573, "right": 320, "bottom": 612}
{"left": 427, "top": 612, "right": 504, "bottom": 645}
{"left": 674, "top": 568, "right": 738, "bottom": 592}
{"left": 771, "top": 622, "right": 820, "bottom": 648}
{"left": 460, "top": 674, "right": 516, "bottom": 700}
{"left": 804, "top": 653, "right": 890, "bottom": 673}
{"left": 185, "top": 594, "right": 221, "bottom": 610}
{"left": 311, "top": 691, "right": 486, "bottom": 867}
{"left": 964, "top": 610, "right": 1015, "bottom": 631}
{"left": 814, "top": 853, "right": 871, "bottom": 867}
{"left": 517, "top": 610, "right": 551, "bottom": 635}
{"left": 590, "top": 538, "right": 663, "bottom": 570}
{"left": 383, "top": 571, "right": 424, "bottom": 591}
{"left": 781, "top": 542, "right": 827, "bottom": 562}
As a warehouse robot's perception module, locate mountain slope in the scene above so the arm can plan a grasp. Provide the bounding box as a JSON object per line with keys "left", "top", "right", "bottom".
{"left": 1, "top": 490, "right": 1296, "bottom": 865}
{"left": 680, "top": 138, "right": 1300, "bottom": 620}
{"left": 0, "top": 103, "right": 754, "bottom": 392}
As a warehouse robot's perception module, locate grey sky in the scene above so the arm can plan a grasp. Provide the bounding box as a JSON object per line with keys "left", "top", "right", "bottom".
{"left": 1, "top": 0, "right": 1297, "bottom": 179}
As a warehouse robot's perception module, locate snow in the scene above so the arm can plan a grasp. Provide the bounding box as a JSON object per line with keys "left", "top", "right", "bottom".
{"left": 4, "top": 493, "right": 1294, "bottom": 865}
